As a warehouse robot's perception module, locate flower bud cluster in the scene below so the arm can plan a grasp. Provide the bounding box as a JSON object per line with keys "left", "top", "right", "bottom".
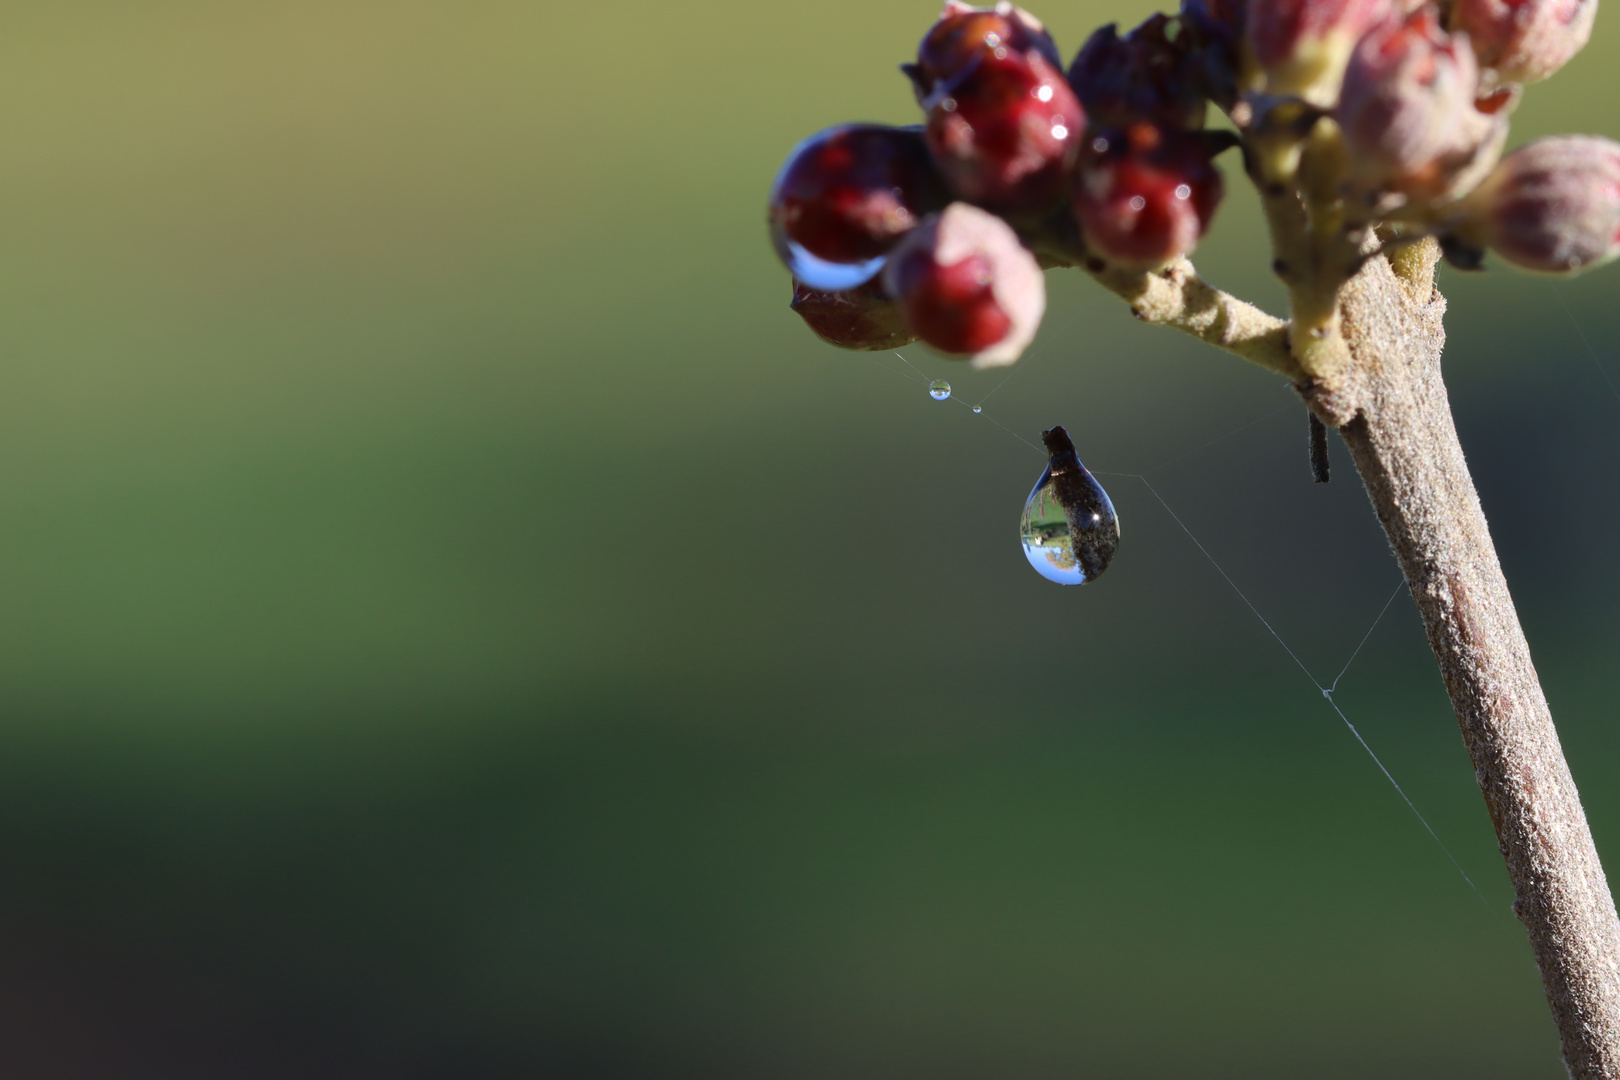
{"left": 767, "top": 0, "right": 1617, "bottom": 366}
{"left": 768, "top": 2, "right": 1232, "bottom": 363}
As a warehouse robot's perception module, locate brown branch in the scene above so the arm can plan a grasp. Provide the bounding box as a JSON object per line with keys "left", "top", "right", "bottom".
{"left": 1083, "top": 257, "right": 1302, "bottom": 378}
{"left": 1303, "top": 245, "right": 1620, "bottom": 1079}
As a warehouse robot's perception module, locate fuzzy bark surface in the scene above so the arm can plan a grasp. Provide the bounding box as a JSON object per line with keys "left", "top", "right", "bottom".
{"left": 1303, "top": 244, "right": 1620, "bottom": 1079}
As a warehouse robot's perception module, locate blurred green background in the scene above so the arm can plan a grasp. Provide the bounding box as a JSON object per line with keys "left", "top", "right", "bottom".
{"left": 0, "top": 1, "right": 1616, "bottom": 1076}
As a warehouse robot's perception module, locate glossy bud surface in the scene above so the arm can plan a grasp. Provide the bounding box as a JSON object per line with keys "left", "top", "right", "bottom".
{"left": 883, "top": 202, "right": 1046, "bottom": 367}
{"left": 924, "top": 50, "right": 1084, "bottom": 211}
{"left": 1074, "top": 124, "right": 1223, "bottom": 268}
{"left": 769, "top": 125, "right": 945, "bottom": 291}
{"left": 909, "top": 0, "right": 1064, "bottom": 99}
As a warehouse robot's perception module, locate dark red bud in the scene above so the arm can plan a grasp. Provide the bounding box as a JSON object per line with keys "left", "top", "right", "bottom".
{"left": 1453, "top": 135, "right": 1620, "bottom": 275}
{"left": 1448, "top": 0, "right": 1596, "bottom": 85}
{"left": 789, "top": 277, "right": 921, "bottom": 351}
{"left": 907, "top": 1, "right": 1063, "bottom": 101}
{"left": 1074, "top": 123, "right": 1223, "bottom": 268}
{"left": 768, "top": 125, "right": 947, "bottom": 291}
{"left": 882, "top": 202, "right": 1046, "bottom": 367}
{"left": 1068, "top": 15, "right": 1209, "bottom": 132}
{"left": 924, "top": 50, "right": 1084, "bottom": 211}
{"left": 1247, "top": 0, "right": 1398, "bottom": 101}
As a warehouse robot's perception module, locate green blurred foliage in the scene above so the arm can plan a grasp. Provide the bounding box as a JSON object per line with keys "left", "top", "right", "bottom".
{"left": 0, "top": 1, "right": 1615, "bottom": 1076}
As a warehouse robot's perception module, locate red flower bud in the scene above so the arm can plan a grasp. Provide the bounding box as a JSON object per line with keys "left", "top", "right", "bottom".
{"left": 1337, "top": 9, "right": 1505, "bottom": 201}
{"left": 1452, "top": 135, "right": 1620, "bottom": 274}
{"left": 1074, "top": 124, "right": 1224, "bottom": 269}
{"left": 768, "top": 125, "right": 947, "bottom": 292}
{"left": 1068, "top": 14, "right": 1209, "bottom": 132}
{"left": 1448, "top": 0, "right": 1596, "bottom": 85}
{"left": 883, "top": 202, "right": 1046, "bottom": 367}
{"left": 906, "top": 1, "right": 1064, "bottom": 101}
{"left": 1248, "top": 0, "right": 1399, "bottom": 102}
{"left": 924, "top": 50, "right": 1084, "bottom": 211}
{"left": 789, "top": 277, "right": 921, "bottom": 351}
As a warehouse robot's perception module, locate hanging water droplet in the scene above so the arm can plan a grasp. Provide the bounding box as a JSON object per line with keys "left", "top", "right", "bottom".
{"left": 1020, "top": 425, "right": 1119, "bottom": 585}
{"left": 972, "top": 405, "right": 982, "bottom": 413}
{"left": 929, "top": 379, "right": 952, "bottom": 401}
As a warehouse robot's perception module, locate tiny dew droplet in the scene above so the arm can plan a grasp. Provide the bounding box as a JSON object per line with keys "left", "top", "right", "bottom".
{"left": 929, "top": 379, "right": 952, "bottom": 401}
{"left": 972, "top": 405, "right": 982, "bottom": 414}
{"left": 1019, "top": 425, "right": 1119, "bottom": 585}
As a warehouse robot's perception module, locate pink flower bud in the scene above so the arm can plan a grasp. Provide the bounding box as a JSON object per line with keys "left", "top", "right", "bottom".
{"left": 1068, "top": 14, "right": 1209, "bottom": 132}
{"left": 768, "top": 125, "right": 948, "bottom": 292}
{"left": 1074, "top": 123, "right": 1224, "bottom": 268}
{"left": 924, "top": 50, "right": 1085, "bottom": 211}
{"left": 1248, "top": 0, "right": 1399, "bottom": 102}
{"left": 1448, "top": 0, "right": 1596, "bottom": 85}
{"left": 789, "top": 278, "right": 921, "bottom": 351}
{"left": 1453, "top": 135, "right": 1620, "bottom": 274}
{"left": 1337, "top": 9, "right": 1505, "bottom": 200}
{"left": 883, "top": 203, "right": 1046, "bottom": 367}
{"left": 906, "top": 1, "right": 1064, "bottom": 101}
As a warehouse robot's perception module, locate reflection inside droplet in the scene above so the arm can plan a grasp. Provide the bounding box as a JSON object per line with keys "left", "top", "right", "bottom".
{"left": 972, "top": 405, "right": 982, "bottom": 413}
{"left": 1019, "top": 426, "right": 1119, "bottom": 585}
{"left": 929, "top": 379, "right": 952, "bottom": 401}
{"left": 769, "top": 220, "right": 887, "bottom": 292}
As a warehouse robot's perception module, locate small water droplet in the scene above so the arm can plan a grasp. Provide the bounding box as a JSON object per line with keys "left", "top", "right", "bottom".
{"left": 1174, "top": 183, "right": 1191, "bottom": 200}
{"left": 972, "top": 405, "right": 982, "bottom": 414}
{"left": 1020, "top": 426, "right": 1119, "bottom": 585}
{"left": 929, "top": 379, "right": 952, "bottom": 401}
{"left": 1128, "top": 195, "right": 1146, "bottom": 211}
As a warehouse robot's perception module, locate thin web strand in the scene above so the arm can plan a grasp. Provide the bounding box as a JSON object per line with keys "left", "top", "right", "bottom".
{"left": 1559, "top": 296, "right": 1620, "bottom": 411}
{"left": 1131, "top": 472, "right": 1489, "bottom": 907}
{"left": 891, "top": 350, "right": 936, "bottom": 384}
{"left": 1331, "top": 578, "right": 1407, "bottom": 692}
{"left": 1130, "top": 474, "right": 1324, "bottom": 687}
{"left": 1321, "top": 693, "right": 1492, "bottom": 909}
{"left": 1141, "top": 402, "right": 1299, "bottom": 476}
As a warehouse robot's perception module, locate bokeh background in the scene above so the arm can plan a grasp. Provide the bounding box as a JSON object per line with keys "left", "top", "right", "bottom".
{"left": 0, "top": 1, "right": 1615, "bottom": 1076}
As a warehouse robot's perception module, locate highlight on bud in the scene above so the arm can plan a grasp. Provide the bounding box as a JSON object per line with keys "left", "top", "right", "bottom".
{"left": 1336, "top": 9, "right": 1505, "bottom": 202}
{"left": 923, "top": 49, "right": 1085, "bottom": 211}
{"left": 1449, "top": 0, "right": 1597, "bottom": 86}
{"left": 1067, "top": 14, "right": 1209, "bottom": 132}
{"left": 1074, "top": 123, "right": 1224, "bottom": 269}
{"left": 1448, "top": 135, "right": 1620, "bottom": 275}
{"left": 906, "top": 1, "right": 1064, "bottom": 101}
{"left": 789, "top": 278, "right": 921, "bottom": 351}
{"left": 768, "top": 125, "right": 946, "bottom": 292}
{"left": 1247, "top": 0, "right": 1398, "bottom": 103}
{"left": 882, "top": 202, "right": 1047, "bottom": 368}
